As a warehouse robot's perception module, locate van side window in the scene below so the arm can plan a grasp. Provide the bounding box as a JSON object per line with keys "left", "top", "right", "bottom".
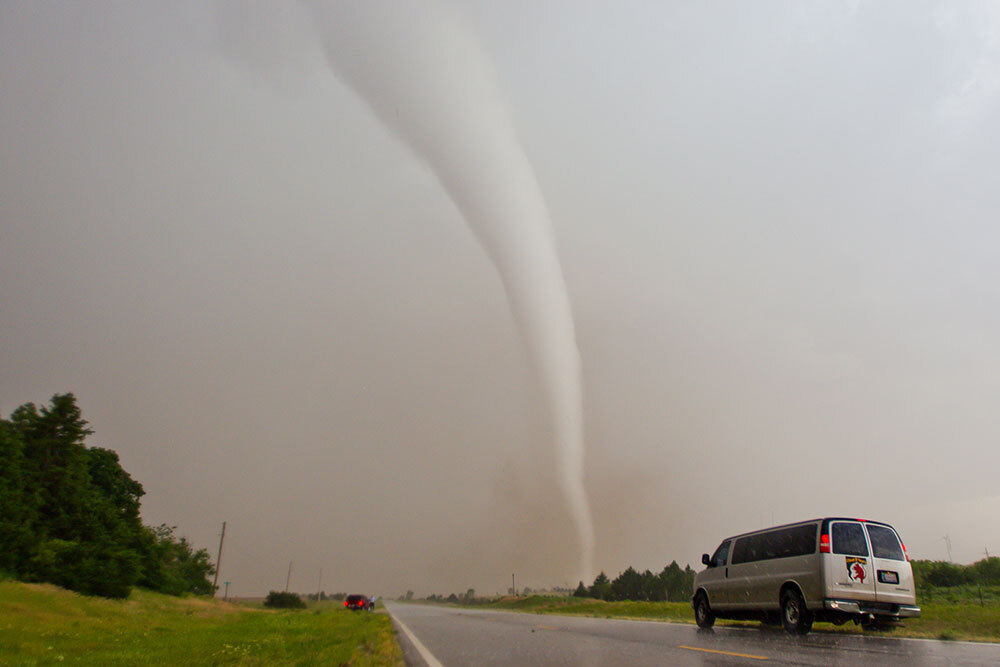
{"left": 731, "top": 525, "right": 816, "bottom": 564}
{"left": 732, "top": 537, "right": 748, "bottom": 564}
{"left": 772, "top": 524, "right": 818, "bottom": 558}
{"left": 866, "top": 524, "right": 905, "bottom": 561}
{"left": 832, "top": 522, "right": 869, "bottom": 556}
{"left": 711, "top": 540, "right": 731, "bottom": 567}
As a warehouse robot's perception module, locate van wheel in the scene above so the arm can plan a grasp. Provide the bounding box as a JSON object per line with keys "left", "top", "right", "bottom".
{"left": 694, "top": 593, "right": 715, "bottom": 629}
{"left": 780, "top": 589, "right": 813, "bottom": 635}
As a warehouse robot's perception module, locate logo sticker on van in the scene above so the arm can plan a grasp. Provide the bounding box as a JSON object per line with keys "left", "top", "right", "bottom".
{"left": 846, "top": 557, "right": 868, "bottom": 584}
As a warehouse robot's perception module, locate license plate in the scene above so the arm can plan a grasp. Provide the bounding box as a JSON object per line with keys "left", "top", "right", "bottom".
{"left": 878, "top": 570, "right": 899, "bottom": 585}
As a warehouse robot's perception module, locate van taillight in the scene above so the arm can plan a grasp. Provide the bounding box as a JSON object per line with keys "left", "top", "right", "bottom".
{"left": 902, "top": 543, "right": 909, "bottom": 562}
{"left": 820, "top": 533, "right": 830, "bottom": 553}
{"left": 344, "top": 600, "right": 349, "bottom": 607}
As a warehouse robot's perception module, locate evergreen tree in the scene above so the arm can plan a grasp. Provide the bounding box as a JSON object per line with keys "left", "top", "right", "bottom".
{"left": 0, "top": 420, "right": 33, "bottom": 573}
{"left": 610, "top": 566, "right": 651, "bottom": 601}
{"left": 589, "top": 571, "right": 611, "bottom": 600}
{"left": 0, "top": 394, "right": 215, "bottom": 599}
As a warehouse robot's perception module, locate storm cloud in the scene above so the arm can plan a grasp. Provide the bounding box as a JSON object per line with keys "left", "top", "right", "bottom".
{"left": 2, "top": 1, "right": 999, "bottom": 596}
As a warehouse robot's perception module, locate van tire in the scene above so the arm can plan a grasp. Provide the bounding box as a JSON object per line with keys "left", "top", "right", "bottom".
{"left": 780, "top": 589, "right": 813, "bottom": 635}
{"left": 694, "top": 592, "right": 715, "bottom": 629}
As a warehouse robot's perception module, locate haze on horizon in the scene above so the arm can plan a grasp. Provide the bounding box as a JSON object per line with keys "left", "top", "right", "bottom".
{"left": 2, "top": 0, "right": 999, "bottom": 598}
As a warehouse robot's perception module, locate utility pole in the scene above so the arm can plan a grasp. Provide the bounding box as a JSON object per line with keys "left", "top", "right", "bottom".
{"left": 285, "top": 561, "right": 293, "bottom": 592}
{"left": 223, "top": 581, "right": 230, "bottom": 601}
{"left": 512, "top": 573, "right": 516, "bottom": 596}
{"left": 317, "top": 567, "right": 323, "bottom": 603}
{"left": 941, "top": 535, "right": 952, "bottom": 562}
{"left": 212, "top": 521, "right": 226, "bottom": 597}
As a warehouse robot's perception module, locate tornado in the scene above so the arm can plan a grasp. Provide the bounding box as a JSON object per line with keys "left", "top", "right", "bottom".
{"left": 310, "top": 1, "right": 595, "bottom": 581}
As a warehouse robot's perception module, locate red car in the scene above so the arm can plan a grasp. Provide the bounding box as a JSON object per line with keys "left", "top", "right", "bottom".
{"left": 345, "top": 594, "right": 373, "bottom": 611}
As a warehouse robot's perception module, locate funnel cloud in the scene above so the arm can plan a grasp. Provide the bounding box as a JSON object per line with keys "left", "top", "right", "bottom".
{"left": 310, "top": 1, "right": 595, "bottom": 581}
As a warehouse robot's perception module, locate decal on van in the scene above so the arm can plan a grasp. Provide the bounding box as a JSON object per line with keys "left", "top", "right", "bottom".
{"left": 846, "top": 556, "right": 868, "bottom": 584}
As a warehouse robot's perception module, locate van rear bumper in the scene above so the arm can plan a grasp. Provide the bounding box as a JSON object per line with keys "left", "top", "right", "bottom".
{"left": 824, "top": 599, "right": 920, "bottom": 618}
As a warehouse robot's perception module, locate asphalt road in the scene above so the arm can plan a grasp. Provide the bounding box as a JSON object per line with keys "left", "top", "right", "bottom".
{"left": 384, "top": 601, "right": 1000, "bottom": 666}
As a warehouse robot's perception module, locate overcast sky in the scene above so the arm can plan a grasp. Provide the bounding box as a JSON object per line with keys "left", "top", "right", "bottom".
{"left": 3, "top": 0, "right": 999, "bottom": 597}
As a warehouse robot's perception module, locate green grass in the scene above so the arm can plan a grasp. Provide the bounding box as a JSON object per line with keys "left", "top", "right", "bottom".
{"left": 918, "top": 584, "right": 1000, "bottom": 606}
{"left": 0, "top": 581, "right": 402, "bottom": 665}
{"left": 440, "top": 594, "right": 1000, "bottom": 643}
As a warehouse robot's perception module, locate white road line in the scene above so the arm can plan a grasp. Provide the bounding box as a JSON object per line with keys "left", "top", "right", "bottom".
{"left": 387, "top": 607, "right": 445, "bottom": 667}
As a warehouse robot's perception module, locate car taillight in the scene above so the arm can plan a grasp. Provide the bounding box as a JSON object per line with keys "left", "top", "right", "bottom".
{"left": 344, "top": 600, "right": 349, "bottom": 607}
{"left": 902, "top": 543, "right": 909, "bottom": 562}
{"left": 820, "top": 533, "right": 831, "bottom": 553}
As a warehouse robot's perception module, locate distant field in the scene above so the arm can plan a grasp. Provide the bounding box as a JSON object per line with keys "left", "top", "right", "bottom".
{"left": 0, "top": 581, "right": 402, "bottom": 665}
{"left": 443, "top": 595, "right": 1000, "bottom": 643}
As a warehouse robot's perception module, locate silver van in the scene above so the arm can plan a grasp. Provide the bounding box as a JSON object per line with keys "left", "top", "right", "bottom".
{"left": 692, "top": 518, "right": 920, "bottom": 634}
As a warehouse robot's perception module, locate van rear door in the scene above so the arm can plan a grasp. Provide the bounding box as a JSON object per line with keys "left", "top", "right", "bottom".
{"left": 824, "top": 520, "right": 876, "bottom": 602}
{"left": 865, "top": 522, "right": 915, "bottom": 605}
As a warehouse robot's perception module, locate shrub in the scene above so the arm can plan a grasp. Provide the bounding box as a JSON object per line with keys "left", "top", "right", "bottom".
{"left": 264, "top": 591, "right": 306, "bottom": 609}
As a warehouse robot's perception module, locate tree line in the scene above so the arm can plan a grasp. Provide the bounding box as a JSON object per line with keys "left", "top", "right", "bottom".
{"left": 0, "top": 393, "right": 214, "bottom": 599}
{"left": 574, "top": 561, "right": 696, "bottom": 602}
{"left": 307, "top": 591, "right": 350, "bottom": 601}
{"left": 416, "top": 562, "right": 696, "bottom": 605}
{"left": 911, "top": 558, "right": 1000, "bottom": 589}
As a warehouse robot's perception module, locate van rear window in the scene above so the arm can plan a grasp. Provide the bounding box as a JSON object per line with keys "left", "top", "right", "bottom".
{"left": 832, "top": 522, "right": 868, "bottom": 556}
{"left": 866, "top": 524, "right": 905, "bottom": 561}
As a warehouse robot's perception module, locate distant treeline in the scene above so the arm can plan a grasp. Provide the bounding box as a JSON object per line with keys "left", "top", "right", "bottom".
{"left": 307, "top": 591, "right": 349, "bottom": 601}
{"left": 420, "top": 562, "right": 697, "bottom": 605}
{"left": 911, "top": 558, "right": 1000, "bottom": 588}
{"left": 0, "top": 394, "right": 214, "bottom": 599}
{"left": 424, "top": 589, "right": 477, "bottom": 603}
{"left": 574, "top": 562, "right": 696, "bottom": 602}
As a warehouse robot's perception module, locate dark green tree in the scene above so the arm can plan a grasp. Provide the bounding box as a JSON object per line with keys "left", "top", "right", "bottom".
{"left": 0, "top": 421, "right": 34, "bottom": 573}
{"left": 683, "top": 565, "right": 695, "bottom": 597}
{"left": 659, "top": 561, "right": 692, "bottom": 602}
{"left": 85, "top": 447, "right": 144, "bottom": 524}
{"left": 573, "top": 581, "right": 588, "bottom": 597}
{"left": 610, "top": 567, "right": 644, "bottom": 601}
{"left": 589, "top": 571, "right": 611, "bottom": 600}
{"left": 10, "top": 395, "right": 96, "bottom": 545}
{"left": 971, "top": 557, "right": 1000, "bottom": 585}
{"left": 1, "top": 394, "right": 214, "bottom": 599}
{"left": 135, "top": 524, "right": 215, "bottom": 595}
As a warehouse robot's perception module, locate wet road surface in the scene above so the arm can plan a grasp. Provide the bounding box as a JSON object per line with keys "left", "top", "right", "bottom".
{"left": 385, "top": 601, "right": 1000, "bottom": 666}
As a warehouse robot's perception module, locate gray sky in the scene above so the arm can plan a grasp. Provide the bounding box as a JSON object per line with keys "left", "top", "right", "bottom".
{"left": 3, "top": 0, "right": 999, "bottom": 597}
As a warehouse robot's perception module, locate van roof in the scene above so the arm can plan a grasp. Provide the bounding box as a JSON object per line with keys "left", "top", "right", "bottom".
{"left": 721, "top": 517, "right": 896, "bottom": 542}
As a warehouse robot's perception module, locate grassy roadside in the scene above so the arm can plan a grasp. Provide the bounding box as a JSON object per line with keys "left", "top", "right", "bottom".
{"left": 0, "top": 580, "right": 403, "bottom": 665}
{"left": 436, "top": 595, "right": 1000, "bottom": 643}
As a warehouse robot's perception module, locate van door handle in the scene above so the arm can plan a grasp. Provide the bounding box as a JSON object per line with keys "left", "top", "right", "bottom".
{"left": 725, "top": 567, "right": 729, "bottom": 578}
